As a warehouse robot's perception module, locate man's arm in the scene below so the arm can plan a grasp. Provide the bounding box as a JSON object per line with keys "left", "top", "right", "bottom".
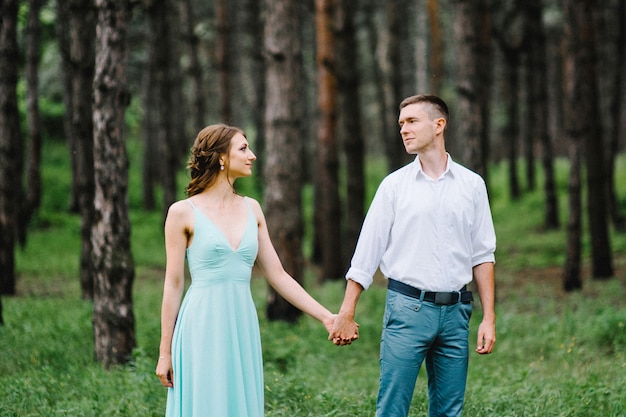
{"left": 473, "top": 262, "right": 496, "bottom": 354}
{"left": 329, "top": 279, "right": 363, "bottom": 346}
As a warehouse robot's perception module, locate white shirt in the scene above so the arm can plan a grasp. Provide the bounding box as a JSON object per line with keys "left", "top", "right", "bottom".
{"left": 346, "top": 155, "right": 496, "bottom": 292}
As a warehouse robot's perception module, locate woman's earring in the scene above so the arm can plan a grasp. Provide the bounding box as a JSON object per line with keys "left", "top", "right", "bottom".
{"left": 220, "top": 164, "right": 224, "bottom": 171}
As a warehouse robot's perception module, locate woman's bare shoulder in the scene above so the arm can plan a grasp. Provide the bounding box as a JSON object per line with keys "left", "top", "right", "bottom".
{"left": 245, "top": 197, "right": 265, "bottom": 223}
{"left": 166, "top": 199, "right": 194, "bottom": 220}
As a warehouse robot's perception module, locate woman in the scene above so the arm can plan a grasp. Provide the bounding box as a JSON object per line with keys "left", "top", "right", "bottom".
{"left": 155, "top": 124, "right": 336, "bottom": 416}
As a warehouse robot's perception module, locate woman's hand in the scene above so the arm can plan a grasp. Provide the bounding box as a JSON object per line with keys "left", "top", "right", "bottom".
{"left": 156, "top": 354, "right": 174, "bottom": 387}
{"left": 329, "top": 312, "right": 360, "bottom": 346}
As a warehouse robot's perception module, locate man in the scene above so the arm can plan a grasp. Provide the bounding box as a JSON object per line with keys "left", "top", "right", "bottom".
{"left": 330, "top": 94, "right": 496, "bottom": 417}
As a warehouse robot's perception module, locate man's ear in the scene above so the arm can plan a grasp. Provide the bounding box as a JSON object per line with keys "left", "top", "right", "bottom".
{"left": 434, "top": 117, "right": 446, "bottom": 134}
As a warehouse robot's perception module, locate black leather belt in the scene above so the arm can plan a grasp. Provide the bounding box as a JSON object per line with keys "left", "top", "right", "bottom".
{"left": 388, "top": 278, "right": 473, "bottom": 305}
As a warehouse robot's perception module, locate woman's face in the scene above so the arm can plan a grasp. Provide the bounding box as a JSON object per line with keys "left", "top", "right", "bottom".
{"left": 224, "top": 133, "right": 256, "bottom": 178}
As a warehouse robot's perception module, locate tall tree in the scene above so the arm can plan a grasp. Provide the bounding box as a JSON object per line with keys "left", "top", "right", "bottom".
{"left": 0, "top": 0, "right": 22, "bottom": 296}
{"left": 179, "top": 0, "right": 206, "bottom": 133}
{"left": 361, "top": 0, "right": 387, "bottom": 162}
{"left": 382, "top": 0, "right": 415, "bottom": 171}
{"left": 57, "top": 0, "right": 96, "bottom": 300}
{"left": 476, "top": 0, "right": 492, "bottom": 185}
{"left": 563, "top": 127, "right": 582, "bottom": 291}
{"left": 216, "top": 0, "right": 232, "bottom": 123}
{"left": 596, "top": 0, "right": 625, "bottom": 230}
{"left": 562, "top": 0, "right": 614, "bottom": 289}
{"left": 263, "top": 0, "right": 304, "bottom": 321}
{"left": 142, "top": 0, "right": 181, "bottom": 217}
{"left": 245, "top": 0, "right": 267, "bottom": 179}
{"left": 453, "top": 0, "right": 491, "bottom": 181}
{"left": 336, "top": 0, "right": 365, "bottom": 258}
{"left": 525, "top": 0, "right": 559, "bottom": 229}
{"left": 578, "top": 0, "right": 613, "bottom": 280}
{"left": 493, "top": 1, "right": 524, "bottom": 199}
{"left": 314, "top": 0, "right": 343, "bottom": 280}
{"left": 92, "top": 0, "right": 136, "bottom": 367}
{"left": 427, "top": 0, "right": 443, "bottom": 94}
{"left": 24, "top": 0, "right": 43, "bottom": 235}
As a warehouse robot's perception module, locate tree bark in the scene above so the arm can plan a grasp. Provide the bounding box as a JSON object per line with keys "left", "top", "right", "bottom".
{"left": 263, "top": 0, "right": 304, "bottom": 322}
{"left": 525, "top": 0, "right": 559, "bottom": 229}
{"left": 57, "top": 0, "right": 97, "bottom": 300}
{"left": 314, "top": 0, "right": 343, "bottom": 280}
{"left": 245, "top": 0, "right": 267, "bottom": 181}
{"left": 0, "top": 0, "right": 22, "bottom": 296}
{"left": 597, "top": 0, "right": 626, "bottom": 230}
{"left": 361, "top": 0, "right": 386, "bottom": 166}
{"left": 24, "top": 0, "right": 43, "bottom": 239}
{"left": 493, "top": 2, "right": 524, "bottom": 199}
{"left": 563, "top": 139, "right": 582, "bottom": 291}
{"left": 336, "top": 0, "right": 365, "bottom": 260}
{"left": 383, "top": 0, "right": 415, "bottom": 171}
{"left": 179, "top": 0, "right": 206, "bottom": 133}
{"left": 427, "top": 0, "right": 443, "bottom": 94}
{"left": 502, "top": 51, "right": 520, "bottom": 200}
{"left": 578, "top": 0, "right": 613, "bottom": 280}
{"left": 92, "top": 0, "right": 136, "bottom": 367}
{"left": 563, "top": 0, "right": 583, "bottom": 291}
{"left": 216, "top": 0, "right": 232, "bottom": 123}
{"left": 562, "top": 0, "right": 612, "bottom": 289}
{"left": 142, "top": 0, "right": 180, "bottom": 218}
{"left": 453, "top": 0, "right": 490, "bottom": 179}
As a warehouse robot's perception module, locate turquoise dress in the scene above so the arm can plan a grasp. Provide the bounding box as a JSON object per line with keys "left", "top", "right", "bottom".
{"left": 166, "top": 198, "right": 263, "bottom": 416}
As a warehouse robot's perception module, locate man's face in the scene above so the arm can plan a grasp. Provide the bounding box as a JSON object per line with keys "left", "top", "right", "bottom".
{"left": 398, "top": 103, "right": 439, "bottom": 154}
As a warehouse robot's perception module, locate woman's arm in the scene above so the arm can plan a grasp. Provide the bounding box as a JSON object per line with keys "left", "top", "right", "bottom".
{"left": 249, "top": 199, "right": 335, "bottom": 331}
{"left": 155, "top": 201, "right": 191, "bottom": 387}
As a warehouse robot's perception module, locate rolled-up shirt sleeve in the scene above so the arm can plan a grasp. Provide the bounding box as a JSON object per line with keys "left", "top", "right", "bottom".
{"left": 346, "top": 179, "right": 395, "bottom": 290}
{"left": 471, "top": 180, "right": 496, "bottom": 267}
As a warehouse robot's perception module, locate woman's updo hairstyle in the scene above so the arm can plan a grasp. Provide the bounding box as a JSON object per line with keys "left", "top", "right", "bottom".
{"left": 185, "top": 124, "right": 245, "bottom": 197}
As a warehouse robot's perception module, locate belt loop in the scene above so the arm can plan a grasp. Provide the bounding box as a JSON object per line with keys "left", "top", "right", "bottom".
{"left": 419, "top": 290, "right": 425, "bottom": 302}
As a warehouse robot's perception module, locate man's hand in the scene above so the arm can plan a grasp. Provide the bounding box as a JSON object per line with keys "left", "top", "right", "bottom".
{"left": 329, "top": 312, "right": 359, "bottom": 346}
{"left": 475, "top": 320, "right": 496, "bottom": 354}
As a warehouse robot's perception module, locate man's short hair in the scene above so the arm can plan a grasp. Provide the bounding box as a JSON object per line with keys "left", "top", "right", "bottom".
{"left": 399, "top": 94, "right": 449, "bottom": 123}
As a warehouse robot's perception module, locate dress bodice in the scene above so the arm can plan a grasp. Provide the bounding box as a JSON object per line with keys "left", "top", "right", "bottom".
{"left": 185, "top": 198, "right": 258, "bottom": 286}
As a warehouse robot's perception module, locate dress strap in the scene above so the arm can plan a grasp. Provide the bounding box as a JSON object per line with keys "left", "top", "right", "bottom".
{"left": 187, "top": 199, "right": 196, "bottom": 210}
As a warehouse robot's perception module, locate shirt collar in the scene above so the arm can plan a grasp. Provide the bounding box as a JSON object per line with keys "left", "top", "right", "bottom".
{"left": 414, "top": 153, "right": 455, "bottom": 180}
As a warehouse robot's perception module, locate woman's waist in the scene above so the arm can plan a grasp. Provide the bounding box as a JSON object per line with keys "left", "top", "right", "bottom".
{"left": 188, "top": 276, "right": 251, "bottom": 288}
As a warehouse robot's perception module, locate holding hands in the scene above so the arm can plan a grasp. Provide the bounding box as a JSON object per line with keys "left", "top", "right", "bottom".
{"left": 329, "top": 312, "right": 359, "bottom": 346}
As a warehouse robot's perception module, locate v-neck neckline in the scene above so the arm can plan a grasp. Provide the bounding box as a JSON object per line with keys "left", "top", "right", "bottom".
{"left": 190, "top": 199, "right": 251, "bottom": 252}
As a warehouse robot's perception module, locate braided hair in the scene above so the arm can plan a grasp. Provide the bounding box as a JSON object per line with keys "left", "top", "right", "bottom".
{"left": 185, "top": 124, "right": 245, "bottom": 196}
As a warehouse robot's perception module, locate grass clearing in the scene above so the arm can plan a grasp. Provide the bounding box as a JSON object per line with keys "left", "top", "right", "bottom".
{"left": 1, "top": 144, "right": 625, "bottom": 416}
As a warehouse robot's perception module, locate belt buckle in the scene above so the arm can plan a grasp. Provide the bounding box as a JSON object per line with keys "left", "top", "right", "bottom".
{"left": 434, "top": 291, "right": 459, "bottom": 305}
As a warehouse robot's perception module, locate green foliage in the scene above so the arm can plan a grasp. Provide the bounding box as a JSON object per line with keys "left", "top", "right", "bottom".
{"left": 4, "top": 138, "right": 626, "bottom": 416}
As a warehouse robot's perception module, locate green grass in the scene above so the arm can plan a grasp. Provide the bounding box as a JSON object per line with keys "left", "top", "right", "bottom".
{"left": 1, "top": 141, "right": 626, "bottom": 416}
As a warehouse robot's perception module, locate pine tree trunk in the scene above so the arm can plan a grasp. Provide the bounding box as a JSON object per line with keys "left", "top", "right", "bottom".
{"left": 454, "top": 0, "right": 487, "bottom": 177}
{"left": 562, "top": 0, "right": 588, "bottom": 291}
{"left": 427, "top": 0, "right": 443, "bottom": 94}
{"left": 314, "top": 0, "right": 343, "bottom": 280}
{"left": 576, "top": 0, "right": 613, "bottom": 279}
{"left": 598, "top": 0, "right": 626, "bottom": 230}
{"left": 263, "top": 0, "right": 304, "bottom": 322}
{"left": 0, "top": 0, "right": 22, "bottom": 296}
{"left": 179, "top": 0, "right": 206, "bottom": 134}
{"left": 383, "top": 0, "right": 414, "bottom": 171}
{"left": 336, "top": 0, "right": 365, "bottom": 260}
{"left": 24, "top": 0, "right": 43, "bottom": 235}
{"left": 216, "top": 0, "right": 232, "bottom": 123}
{"left": 92, "top": 0, "right": 136, "bottom": 368}
{"left": 57, "top": 0, "right": 97, "bottom": 300}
